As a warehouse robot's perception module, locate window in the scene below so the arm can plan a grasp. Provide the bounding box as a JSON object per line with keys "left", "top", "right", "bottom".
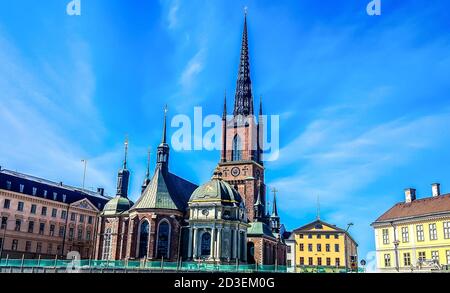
{"left": 326, "top": 244, "right": 330, "bottom": 252}
{"left": 446, "top": 250, "right": 450, "bottom": 265}
{"left": 335, "top": 258, "right": 340, "bottom": 267}
{"left": 335, "top": 244, "right": 340, "bottom": 252}
{"left": 36, "top": 242, "right": 42, "bottom": 254}
{"left": 57, "top": 245, "right": 62, "bottom": 255}
{"left": 86, "top": 230, "right": 91, "bottom": 241}
{"left": 15, "top": 219, "right": 21, "bottom": 231}
{"left": 334, "top": 235, "right": 339, "bottom": 239}
{"left": 43, "top": 190, "right": 47, "bottom": 198}
{"left": 429, "top": 223, "right": 438, "bottom": 240}
{"left": 32, "top": 187, "right": 37, "bottom": 196}
{"left": 17, "top": 201, "right": 24, "bottom": 211}
{"left": 431, "top": 251, "right": 439, "bottom": 263}
{"left": 308, "top": 244, "right": 313, "bottom": 252}
{"left": 53, "top": 192, "right": 57, "bottom": 201}
{"left": 403, "top": 253, "right": 411, "bottom": 266}
{"left": 62, "top": 194, "right": 67, "bottom": 203}
{"left": 61, "top": 210, "right": 67, "bottom": 220}
{"left": 326, "top": 258, "right": 331, "bottom": 266}
{"left": 6, "top": 181, "right": 12, "bottom": 190}
{"left": 138, "top": 221, "right": 149, "bottom": 258}
{"left": 69, "top": 228, "right": 74, "bottom": 241}
{"left": 88, "top": 216, "right": 93, "bottom": 225}
{"left": 299, "top": 257, "right": 304, "bottom": 265}
{"left": 299, "top": 244, "right": 304, "bottom": 251}
{"left": 401, "top": 227, "right": 409, "bottom": 243}
{"left": 416, "top": 225, "right": 424, "bottom": 242}
{"left": 39, "top": 223, "right": 45, "bottom": 235}
{"left": 287, "top": 260, "right": 292, "bottom": 267}
{"left": 308, "top": 234, "right": 312, "bottom": 239}
{"left": 41, "top": 207, "right": 47, "bottom": 216}
{"left": 418, "top": 251, "right": 426, "bottom": 263}
{"left": 382, "top": 229, "right": 389, "bottom": 244}
{"left": 156, "top": 221, "right": 170, "bottom": 258}
{"left": 317, "top": 258, "right": 322, "bottom": 266}
{"left": 308, "top": 257, "right": 313, "bottom": 266}
{"left": 19, "top": 184, "right": 24, "bottom": 193}
{"left": 1, "top": 217, "right": 7, "bottom": 229}
{"left": 299, "top": 234, "right": 304, "bottom": 239}
{"left": 325, "top": 234, "right": 330, "bottom": 239}
{"left": 47, "top": 243, "right": 53, "bottom": 255}
{"left": 3, "top": 199, "right": 10, "bottom": 209}
{"left": 287, "top": 246, "right": 291, "bottom": 253}
{"left": 30, "top": 204, "right": 37, "bottom": 214}
{"left": 12, "top": 239, "right": 18, "bottom": 251}
{"left": 49, "top": 225, "right": 55, "bottom": 236}
{"left": 79, "top": 215, "right": 85, "bottom": 223}
{"left": 52, "top": 209, "right": 57, "bottom": 218}
{"left": 317, "top": 234, "right": 321, "bottom": 239}
{"left": 384, "top": 254, "right": 391, "bottom": 267}
{"left": 71, "top": 213, "right": 76, "bottom": 222}
{"left": 25, "top": 241, "right": 31, "bottom": 252}
{"left": 317, "top": 244, "right": 321, "bottom": 252}
{"left": 444, "top": 222, "right": 450, "bottom": 239}
{"left": 28, "top": 221, "right": 34, "bottom": 233}
{"left": 232, "top": 135, "right": 242, "bottom": 161}
{"left": 59, "top": 226, "right": 65, "bottom": 238}
{"left": 200, "top": 232, "right": 211, "bottom": 256}
{"left": 77, "top": 228, "right": 83, "bottom": 241}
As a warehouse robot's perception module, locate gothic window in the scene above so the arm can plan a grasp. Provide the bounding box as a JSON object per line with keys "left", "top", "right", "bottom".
{"left": 138, "top": 221, "right": 150, "bottom": 258}
{"left": 102, "top": 228, "right": 112, "bottom": 260}
{"left": 156, "top": 220, "right": 170, "bottom": 259}
{"left": 232, "top": 135, "right": 242, "bottom": 161}
{"left": 200, "top": 232, "right": 211, "bottom": 256}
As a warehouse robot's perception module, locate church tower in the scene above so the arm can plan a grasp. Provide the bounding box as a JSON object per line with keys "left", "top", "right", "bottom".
{"left": 218, "top": 12, "right": 265, "bottom": 222}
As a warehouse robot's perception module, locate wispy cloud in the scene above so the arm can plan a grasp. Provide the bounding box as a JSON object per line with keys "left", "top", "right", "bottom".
{"left": 167, "top": 0, "right": 180, "bottom": 29}
{"left": 180, "top": 49, "right": 205, "bottom": 90}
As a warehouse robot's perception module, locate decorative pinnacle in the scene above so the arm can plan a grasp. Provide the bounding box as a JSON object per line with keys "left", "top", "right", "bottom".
{"left": 271, "top": 187, "right": 279, "bottom": 217}
{"left": 123, "top": 135, "right": 129, "bottom": 169}
{"left": 146, "top": 148, "right": 151, "bottom": 178}
{"left": 162, "top": 105, "right": 168, "bottom": 144}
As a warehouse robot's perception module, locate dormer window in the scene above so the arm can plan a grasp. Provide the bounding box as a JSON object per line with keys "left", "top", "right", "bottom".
{"left": 53, "top": 192, "right": 57, "bottom": 201}
{"left": 6, "top": 181, "right": 11, "bottom": 190}
{"left": 43, "top": 190, "right": 48, "bottom": 198}
{"left": 62, "top": 194, "right": 67, "bottom": 203}
{"left": 32, "top": 187, "right": 37, "bottom": 196}
{"left": 19, "top": 184, "right": 25, "bottom": 193}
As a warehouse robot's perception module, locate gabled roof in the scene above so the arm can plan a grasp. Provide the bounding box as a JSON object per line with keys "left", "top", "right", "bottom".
{"left": 247, "top": 221, "right": 276, "bottom": 239}
{"left": 131, "top": 167, "right": 198, "bottom": 212}
{"left": 373, "top": 193, "right": 450, "bottom": 224}
{"left": 292, "top": 219, "right": 358, "bottom": 246}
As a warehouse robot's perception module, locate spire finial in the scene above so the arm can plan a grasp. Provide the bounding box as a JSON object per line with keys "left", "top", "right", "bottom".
{"left": 244, "top": 6, "right": 248, "bottom": 16}
{"left": 123, "top": 135, "right": 129, "bottom": 169}
{"left": 162, "top": 105, "right": 168, "bottom": 144}
{"left": 223, "top": 90, "right": 227, "bottom": 119}
{"left": 146, "top": 148, "right": 151, "bottom": 178}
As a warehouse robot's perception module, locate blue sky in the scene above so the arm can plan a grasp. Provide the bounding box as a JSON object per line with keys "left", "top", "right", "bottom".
{"left": 1, "top": 0, "right": 450, "bottom": 261}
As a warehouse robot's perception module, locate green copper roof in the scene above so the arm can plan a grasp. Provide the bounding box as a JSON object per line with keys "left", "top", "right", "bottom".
{"left": 103, "top": 196, "right": 133, "bottom": 216}
{"left": 247, "top": 222, "right": 275, "bottom": 238}
{"left": 131, "top": 167, "right": 197, "bottom": 211}
{"left": 189, "top": 171, "right": 242, "bottom": 206}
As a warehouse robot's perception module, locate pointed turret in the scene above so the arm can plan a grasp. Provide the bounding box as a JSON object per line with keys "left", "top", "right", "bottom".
{"left": 270, "top": 187, "right": 280, "bottom": 233}
{"left": 233, "top": 12, "right": 254, "bottom": 117}
{"left": 253, "top": 180, "right": 264, "bottom": 221}
{"left": 157, "top": 106, "right": 170, "bottom": 173}
{"left": 116, "top": 138, "right": 130, "bottom": 198}
{"left": 141, "top": 148, "right": 151, "bottom": 193}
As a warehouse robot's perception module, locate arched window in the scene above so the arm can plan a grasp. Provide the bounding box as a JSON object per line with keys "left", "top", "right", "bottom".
{"left": 200, "top": 232, "right": 211, "bottom": 256}
{"left": 156, "top": 220, "right": 170, "bottom": 259}
{"left": 102, "top": 228, "right": 112, "bottom": 260}
{"left": 138, "top": 221, "right": 150, "bottom": 259}
{"left": 232, "top": 135, "right": 242, "bottom": 161}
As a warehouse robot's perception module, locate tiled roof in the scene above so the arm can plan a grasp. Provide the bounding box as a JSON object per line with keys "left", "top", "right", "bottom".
{"left": 0, "top": 168, "right": 111, "bottom": 210}
{"left": 374, "top": 193, "right": 450, "bottom": 223}
{"left": 131, "top": 167, "right": 198, "bottom": 211}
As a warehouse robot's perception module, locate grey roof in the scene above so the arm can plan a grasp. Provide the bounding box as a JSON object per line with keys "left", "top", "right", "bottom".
{"left": 131, "top": 167, "right": 198, "bottom": 211}
{"left": 247, "top": 221, "right": 276, "bottom": 239}
{"left": 189, "top": 175, "right": 243, "bottom": 206}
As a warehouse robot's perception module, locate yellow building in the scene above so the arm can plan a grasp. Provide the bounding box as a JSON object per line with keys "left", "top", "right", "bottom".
{"left": 291, "top": 219, "right": 358, "bottom": 272}
{"left": 372, "top": 184, "right": 450, "bottom": 272}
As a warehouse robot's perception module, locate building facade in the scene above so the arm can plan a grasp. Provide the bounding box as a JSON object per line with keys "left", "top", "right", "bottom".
{"left": 291, "top": 219, "right": 358, "bottom": 272}
{"left": 0, "top": 168, "right": 110, "bottom": 260}
{"left": 372, "top": 184, "right": 450, "bottom": 272}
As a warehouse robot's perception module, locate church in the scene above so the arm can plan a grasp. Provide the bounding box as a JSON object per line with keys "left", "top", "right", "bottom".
{"left": 94, "top": 14, "right": 287, "bottom": 266}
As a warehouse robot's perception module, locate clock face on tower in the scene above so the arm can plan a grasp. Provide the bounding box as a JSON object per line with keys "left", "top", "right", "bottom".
{"left": 231, "top": 167, "right": 240, "bottom": 177}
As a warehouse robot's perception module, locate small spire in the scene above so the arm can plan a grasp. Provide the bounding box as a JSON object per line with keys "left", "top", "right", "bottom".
{"left": 271, "top": 187, "right": 279, "bottom": 217}
{"left": 123, "top": 136, "right": 129, "bottom": 169}
{"left": 316, "top": 195, "right": 321, "bottom": 220}
{"left": 162, "top": 105, "right": 168, "bottom": 144}
{"left": 223, "top": 90, "right": 227, "bottom": 120}
{"left": 146, "top": 148, "right": 151, "bottom": 179}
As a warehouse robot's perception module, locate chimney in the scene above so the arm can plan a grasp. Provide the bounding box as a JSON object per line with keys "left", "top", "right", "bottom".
{"left": 97, "top": 188, "right": 105, "bottom": 196}
{"left": 404, "top": 188, "right": 416, "bottom": 203}
{"left": 432, "top": 183, "right": 441, "bottom": 197}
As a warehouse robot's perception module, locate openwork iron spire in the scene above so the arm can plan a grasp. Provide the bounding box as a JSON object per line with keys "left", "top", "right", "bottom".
{"left": 271, "top": 187, "right": 279, "bottom": 218}
{"left": 233, "top": 12, "right": 254, "bottom": 117}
